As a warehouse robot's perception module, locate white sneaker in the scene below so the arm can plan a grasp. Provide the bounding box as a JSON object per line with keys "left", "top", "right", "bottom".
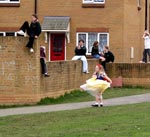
{"left": 83, "top": 71, "right": 90, "bottom": 74}
{"left": 17, "top": 30, "right": 25, "bottom": 36}
{"left": 139, "top": 61, "right": 145, "bottom": 63}
{"left": 30, "top": 48, "right": 34, "bottom": 53}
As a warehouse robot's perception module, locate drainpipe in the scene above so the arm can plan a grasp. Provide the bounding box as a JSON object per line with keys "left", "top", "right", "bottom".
{"left": 145, "top": 0, "right": 148, "bottom": 30}
{"left": 34, "top": 0, "right": 37, "bottom": 14}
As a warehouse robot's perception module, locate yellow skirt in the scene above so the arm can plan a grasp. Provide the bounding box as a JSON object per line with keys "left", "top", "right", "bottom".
{"left": 80, "top": 78, "right": 110, "bottom": 96}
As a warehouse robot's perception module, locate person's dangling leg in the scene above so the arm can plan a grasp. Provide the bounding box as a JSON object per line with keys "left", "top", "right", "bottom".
{"left": 43, "top": 60, "right": 49, "bottom": 77}
{"left": 81, "top": 56, "right": 89, "bottom": 73}
{"left": 40, "top": 58, "right": 50, "bottom": 77}
{"left": 26, "top": 37, "right": 35, "bottom": 52}
{"left": 101, "top": 61, "right": 106, "bottom": 71}
{"left": 40, "top": 58, "right": 45, "bottom": 75}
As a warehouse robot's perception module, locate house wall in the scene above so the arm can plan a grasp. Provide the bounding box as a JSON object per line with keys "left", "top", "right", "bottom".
{"left": 0, "top": 0, "right": 34, "bottom": 29}
{"left": 123, "top": 0, "right": 145, "bottom": 63}
{"left": 38, "top": 0, "right": 125, "bottom": 62}
{"left": 0, "top": 37, "right": 150, "bottom": 105}
{"left": 0, "top": 36, "right": 99, "bottom": 104}
{"left": 0, "top": 0, "right": 147, "bottom": 63}
{"left": 0, "top": 36, "right": 41, "bottom": 104}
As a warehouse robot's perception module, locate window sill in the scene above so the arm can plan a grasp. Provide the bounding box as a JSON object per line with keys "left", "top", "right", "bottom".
{"left": 76, "top": 27, "right": 109, "bottom": 33}
{"left": 82, "top": 3, "right": 105, "bottom": 8}
{"left": 0, "top": 3, "right": 20, "bottom": 7}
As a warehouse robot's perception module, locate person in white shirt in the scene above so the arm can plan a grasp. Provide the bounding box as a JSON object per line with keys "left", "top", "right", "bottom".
{"left": 140, "top": 30, "right": 150, "bottom": 63}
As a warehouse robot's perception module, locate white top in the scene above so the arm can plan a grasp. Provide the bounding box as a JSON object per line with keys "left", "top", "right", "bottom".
{"left": 144, "top": 36, "right": 150, "bottom": 49}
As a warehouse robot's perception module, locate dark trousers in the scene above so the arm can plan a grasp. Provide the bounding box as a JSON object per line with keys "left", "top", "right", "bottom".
{"left": 40, "top": 58, "right": 47, "bottom": 74}
{"left": 20, "top": 21, "right": 35, "bottom": 49}
{"left": 101, "top": 61, "right": 106, "bottom": 71}
{"left": 142, "top": 49, "right": 150, "bottom": 63}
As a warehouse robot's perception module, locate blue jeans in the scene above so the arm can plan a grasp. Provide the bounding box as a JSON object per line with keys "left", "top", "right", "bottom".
{"left": 72, "top": 55, "right": 88, "bottom": 72}
{"left": 92, "top": 54, "right": 101, "bottom": 59}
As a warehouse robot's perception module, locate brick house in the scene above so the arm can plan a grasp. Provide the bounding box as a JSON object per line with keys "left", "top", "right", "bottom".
{"left": 1, "top": 0, "right": 150, "bottom": 104}
{"left": 0, "top": 0, "right": 148, "bottom": 63}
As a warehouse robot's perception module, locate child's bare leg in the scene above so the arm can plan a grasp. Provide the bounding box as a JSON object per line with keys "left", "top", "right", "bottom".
{"left": 96, "top": 94, "right": 100, "bottom": 103}
{"left": 92, "top": 93, "right": 104, "bottom": 107}
{"left": 92, "top": 94, "right": 100, "bottom": 107}
{"left": 99, "top": 93, "right": 103, "bottom": 107}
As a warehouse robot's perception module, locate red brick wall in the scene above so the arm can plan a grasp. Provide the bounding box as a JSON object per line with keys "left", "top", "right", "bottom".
{"left": 0, "top": 36, "right": 41, "bottom": 104}
{"left": 0, "top": 0, "right": 146, "bottom": 63}
{"left": 0, "top": 37, "right": 99, "bottom": 104}
{"left": 0, "top": 37, "right": 150, "bottom": 105}
{"left": 107, "top": 63, "right": 150, "bottom": 87}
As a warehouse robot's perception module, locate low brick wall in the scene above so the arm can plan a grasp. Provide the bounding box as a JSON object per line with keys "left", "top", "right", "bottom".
{"left": 0, "top": 37, "right": 99, "bottom": 104}
{"left": 0, "top": 37, "right": 41, "bottom": 104}
{"left": 107, "top": 63, "right": 150, "bottom": 87}
{"left": 40, "top": 59, "right": 99, "bottom": 98}
{"left": 0, "top": 37, "right": 150, "bottom": 105}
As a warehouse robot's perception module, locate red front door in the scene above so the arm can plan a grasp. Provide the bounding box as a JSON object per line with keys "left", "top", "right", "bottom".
{"left": 50, "top": 34, "right": 65, "bottom": 61}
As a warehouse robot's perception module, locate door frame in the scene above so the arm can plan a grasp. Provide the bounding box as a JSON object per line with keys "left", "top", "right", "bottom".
{"left": 48, "top": 33, "right": 66, "bottom": 61}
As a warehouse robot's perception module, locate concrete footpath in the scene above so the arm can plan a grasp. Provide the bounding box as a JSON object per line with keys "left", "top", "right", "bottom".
{"left": 0, "top": 93, "right": 150, "bottom": 117}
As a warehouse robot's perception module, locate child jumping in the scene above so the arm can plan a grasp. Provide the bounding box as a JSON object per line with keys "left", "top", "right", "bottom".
{"left": 80, "top": 64, "right": 112, "bottom": 107}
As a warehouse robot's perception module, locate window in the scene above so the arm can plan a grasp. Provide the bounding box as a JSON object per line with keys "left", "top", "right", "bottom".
{"left": 0, "top": 0, "right": 20, "bottom": 3}
{"left": 0, "top": 0, "right": 20, "bottom": 7}
{"left": 0, "top": 32, "right": 17, "bottom": 36}
{"left": 83, "top": 0, "right": 105, "bottom": 4}
{"left": 77, "top": 32, "right": 109, "bottom": 55}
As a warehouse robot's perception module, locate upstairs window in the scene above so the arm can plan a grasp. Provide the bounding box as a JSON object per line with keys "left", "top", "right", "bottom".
{"left": 0, "top": 0, "right": 20, "bottom": 3}
{"left": 82, "top": 0, "right": 105, "bottom": 8}
{"left": 83, "top": 0, "right": 105, "bottom": 4}
{"left": 0, "top": 0, "right": 20, "bottom": 6}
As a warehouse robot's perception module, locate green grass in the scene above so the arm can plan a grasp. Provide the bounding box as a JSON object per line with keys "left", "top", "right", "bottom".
{"left": 37, "top": 87, "right": 150, "bottom": 105}
{"left": 0, "top": 87, "right": 150, "bottom": 109}
{"left": 0, "top": 102, "right": 149, "bottom": 137}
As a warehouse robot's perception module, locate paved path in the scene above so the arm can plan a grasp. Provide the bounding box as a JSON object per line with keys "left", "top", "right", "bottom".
{"left": 0, "top": 93, "right": 150, "bottom": 117}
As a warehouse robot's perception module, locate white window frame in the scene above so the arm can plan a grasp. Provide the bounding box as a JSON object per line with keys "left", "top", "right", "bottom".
{"left": 0, "top": 0, "right": 20, "bottom": 3}
{"left": 82, "top": 0, "right": 105, "bottom": 4}
{"left": 0, "top": 32, "right": 17, "bottom": 36}
{"left": 0, "top": 32, "right": 5, "bottom": 36}
{"left": 98, "top": 33, "right": 109, "bottom": 52}
{"left": 76, "top": 32, "right": 109, "bottom": 55}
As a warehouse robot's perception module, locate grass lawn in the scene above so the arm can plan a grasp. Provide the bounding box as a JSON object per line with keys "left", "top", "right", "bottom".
{"left": 37, "top": 87, "right": 150, "bottom": 105}
{"left": 0, "top": 102, "right": 149, "bottom": 137}
{"left": 0, "top": 87, "right": 150, "bottom": 108}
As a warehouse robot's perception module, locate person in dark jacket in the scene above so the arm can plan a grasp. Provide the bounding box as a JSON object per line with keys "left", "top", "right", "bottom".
{"left": 40, "top": 46, "right": 49, "bottom": 77}
{"left": 91, "top": 41, "right": 106, "bottom": 61}
{"left": 72, "top": 39, "right": 89, "bottom": 73}
{"left": 17, "top": 14, "right": 41, "bottom": 53}
{"left": 101, "top": 46, "right": 115, "bottom": 70}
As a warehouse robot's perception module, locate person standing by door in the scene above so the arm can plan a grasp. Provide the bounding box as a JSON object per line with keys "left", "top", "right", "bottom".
{"left": 72, "top": 39, "right": 89, "bottom": 74}
{"left": 17, "top": 14, "right": 41, "bottom": 53}
{"left": 139, "top": 30, "right": 150, "bottom": 63}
